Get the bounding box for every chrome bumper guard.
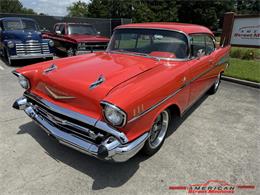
[13,95,148,162]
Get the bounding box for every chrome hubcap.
[149,111,169,149]
[214,73,221,90]
[67,48,74,56]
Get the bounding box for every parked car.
[12,22,230,162]
[0,17,54,65]
[42,22,109,56]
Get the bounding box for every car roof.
[0,17,36,21]
[116,22,213,36]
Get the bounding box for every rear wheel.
[142,109,170,156]
[208,72,222,95]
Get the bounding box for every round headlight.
[18,75,30,89]
[49,40,54,47]
[7,41,15,48]
[103,103,126,126]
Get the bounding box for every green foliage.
[67,0,89,17]
[224,58,260,83]
[230,47,260,60]
[0,0,36,14]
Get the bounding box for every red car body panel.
[15,23,230,143]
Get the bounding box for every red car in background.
[43,22,109,56]
[12,22,230,162]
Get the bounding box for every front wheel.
[142,109,171,156]
[66,47,76,57]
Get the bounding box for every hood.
[66,34,109,43]
[3,30,42,42]
[18,52,160,119]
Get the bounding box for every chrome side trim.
[128,57,228,123]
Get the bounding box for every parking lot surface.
[0,58,259,195]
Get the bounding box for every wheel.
[142,109,170,156]
[4,48,12,66]
[208,72,222,95]
[66,47,76,57]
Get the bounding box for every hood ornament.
[45,86,75,100]
[89,75,105,90]
[44,64,57,74]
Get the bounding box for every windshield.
[107,28,189,59]
[3,19,39,31]
[68,24,97,35]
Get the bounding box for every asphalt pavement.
[0,57,259,195]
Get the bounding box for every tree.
[0,0,23,13]
[67,0,89,17]
[0,0,36,14]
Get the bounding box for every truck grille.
[25,94,108,144]
[16,40,50,55]
[78,42,108,51]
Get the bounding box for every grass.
[224,58,260,83]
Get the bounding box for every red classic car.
[12,22,230,162]
[42,22,109,56]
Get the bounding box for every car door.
[188,34,214,106]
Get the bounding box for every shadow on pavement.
[16,92,209,190]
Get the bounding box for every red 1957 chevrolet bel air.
[12,23,230,162]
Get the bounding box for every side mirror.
[55,30,61,35]
[97,31,101,35]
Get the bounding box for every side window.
[54,25,60,32]
[59,24,65,35]
[191,35,206,58]
[205,36,215,54]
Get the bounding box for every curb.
[222,76,260,89]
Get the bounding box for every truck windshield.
[3,19,39,31]
[68,24,97,35]
[107,28,189,59]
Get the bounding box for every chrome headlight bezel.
[48,39,54,47]
[12,71,30,90]
[101,101,127,127]
[7,41,15,48]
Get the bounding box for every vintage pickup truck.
[12,22,230,162]
[0,17,54,65]
[42,22,109,56]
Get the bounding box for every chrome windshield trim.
[107,28,191,61]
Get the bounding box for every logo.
[234,25,260,39]
[169,180,255,194]
[44,64,57,74]
[45,86,75,100]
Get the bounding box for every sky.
[20,0,90,16]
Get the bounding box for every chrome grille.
[16,40,50,55]
[26,95,107,144]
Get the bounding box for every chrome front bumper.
[10,53,53,60]
[13,95,148,162]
